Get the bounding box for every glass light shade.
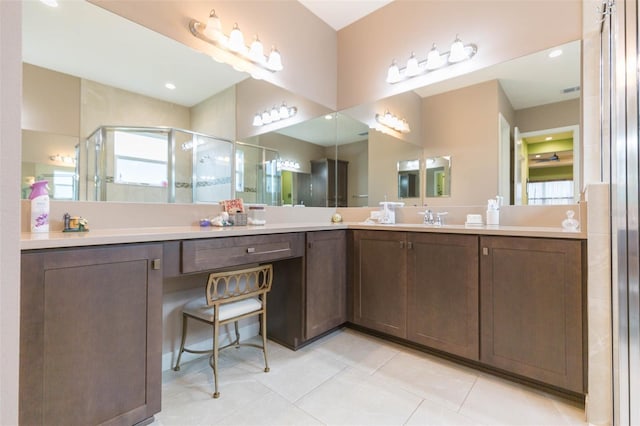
[386,60,401,83]
[448,35,468,63]
[249,36,265,63]
[261,111,272,124]
[203,10,222,41]
[425,44,444,70]
[253,114,263,126]
[406,52,420,77]
[279,103,289,119]
[228,23,246,52]
[270,107,279,122]
[267,48,283,71]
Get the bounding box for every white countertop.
[21,221,585,250]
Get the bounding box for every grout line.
[457,374,480,414]
[402,398,426,426]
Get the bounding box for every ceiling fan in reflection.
[535,153,559,163]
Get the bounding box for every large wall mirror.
[22,0,581,208]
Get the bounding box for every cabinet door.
[20,244,163,426]
[352,230,407,338]
[407,233,479,360]
[305,230,347,340]
[480,236,585,393]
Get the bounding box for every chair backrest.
[205,264,273,307]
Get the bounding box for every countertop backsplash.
[21,199,586,233]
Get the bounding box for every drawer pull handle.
[247,247,290,255]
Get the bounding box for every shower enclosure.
[84,126,280,204]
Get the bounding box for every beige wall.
[422,80,501,206]
[337,0,582,109]
[190,85,236,141]
[90,0,338,110]
[515,98,581,133]
[23,63,80,136]
[1,1,21,423]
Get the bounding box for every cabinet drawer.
[181,233,305,273]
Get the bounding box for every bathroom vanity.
[19,221,586,425]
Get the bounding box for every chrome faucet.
[435,211,448,226]
[423,210,435,225]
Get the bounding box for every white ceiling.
[298,0,393,30]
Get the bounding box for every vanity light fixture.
[253,102,297,126]
[49,154,76,165]
[375,111,411,133]
[190,9,283,73]
[386,35,477,84]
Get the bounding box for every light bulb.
[448,35,468,63]
[279,103,289,119]
[261,111,272,124]
[253,113,263,126]
[267,47,283,71]
[426,44,444,70]
[228,23,246,52]
[203,9,222,41]
[406,52,420,76]
[386,60,401,83]
[270,106,279,122]
[249,36,265,63]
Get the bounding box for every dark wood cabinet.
[407,233,479,360]
[479,236,586,393]
[20,243,163,426]
[305,230,347,340]
[311,159,348,207]
[352,230,407,338]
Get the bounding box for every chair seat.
[183,296,262,322]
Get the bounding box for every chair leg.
[261,312,270,373]
[212,317,220,398]
[233,321,240,347]
[174,313,188,371]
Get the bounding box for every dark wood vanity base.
[19,226,586,425]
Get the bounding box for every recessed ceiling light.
[548,49,563,58]
[39,0,58,7]
[545,136,553,141]
[324,114,333,120]
[165,82,176,90]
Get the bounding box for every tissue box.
[465,214,483,226]
[229,213,247,226]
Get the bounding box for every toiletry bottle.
[29,180,50,232]
[486,199,499,226]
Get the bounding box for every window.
[527,180,574,205]
[235,149,244,192]
[114,131,167,186]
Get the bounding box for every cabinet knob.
[399,241,405,249]
[482,247,489,256]
[151,259,161,270]
[407,241,413,250]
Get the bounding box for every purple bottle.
[29,180,49,232]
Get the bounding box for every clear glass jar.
[248,205,266,225]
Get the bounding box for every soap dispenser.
[486,198,499,226]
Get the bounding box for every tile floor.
[153,328,586,426]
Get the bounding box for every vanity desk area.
[19,203,587,426]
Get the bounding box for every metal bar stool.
[173,264,273,398]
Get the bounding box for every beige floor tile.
[309,328,401,374]
[296,366,422,425]
[156,330,586,426]
[459,374,587,426]
[405,398,485,426]
[373,350,479,411]
[245,349,348,402]
[217,391,324,425]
